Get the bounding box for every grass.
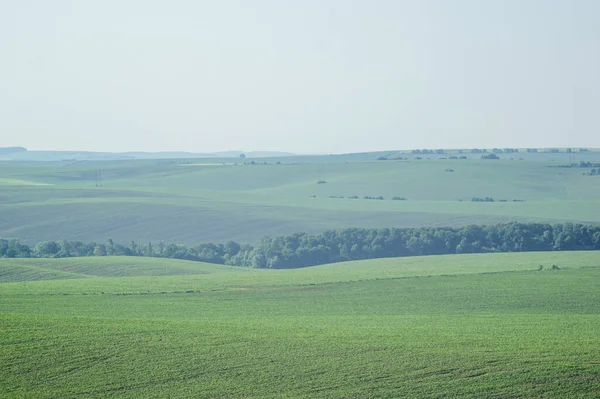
[1,252,599,398]
[1,153,600,245]
[0,257,238,282]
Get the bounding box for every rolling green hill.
[1,152,600,245]
[1,252,599,398]
[0,257,240,282]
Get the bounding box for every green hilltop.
[2,252,599,398]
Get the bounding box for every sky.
[1,0,599,154]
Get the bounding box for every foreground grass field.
[2,252,599,398]
[1,151,600,245]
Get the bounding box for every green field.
[1,151,600,245]
[1,252,599,398]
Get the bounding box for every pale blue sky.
[1,0,599,153]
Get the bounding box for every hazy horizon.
[2,1,599,153]
[2,146,599,156]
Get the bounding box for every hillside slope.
[1,252,599,398]
[2,155,600,244]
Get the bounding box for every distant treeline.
[470,197,525,203]
[553,162,600,169]
[326,196,406,201]
[1,223,600,269]
[552,162,600,176]
[408,148,589,155]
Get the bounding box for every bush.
[317,180,327,184]
[391,197,407,201]
[481,153,500,160]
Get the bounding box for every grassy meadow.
[2,150,599,397]
[2,252,599,398]
[1,150,600,245]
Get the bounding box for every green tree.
[107,238,115,256]
[34,241,61,258]
[145,242,154,257]
[93,245,106,256]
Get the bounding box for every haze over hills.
[1,146,598,162]
[0,147,296,161]
[3,1,600,397]
[1,147,600,246]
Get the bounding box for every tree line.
[554,161,600,168]
[1,223,599,269]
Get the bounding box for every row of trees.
[399,148,586,157]
[528,148,588,153]
[409,148,518,155]
[2,223,599,269]
[411,149,447,155]
[468,148,519,154]
[324,195,407,201]
[554,161,600,168]
[470,197,524,202]
[481,153,500,160]
[0,238,244,264]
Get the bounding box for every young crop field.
[4,2,599,397]
[1,152,600,245]
[2,252,599,398]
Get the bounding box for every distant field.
[0,257,238,283]
[1,252,599,398]
[1,151,600,245]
